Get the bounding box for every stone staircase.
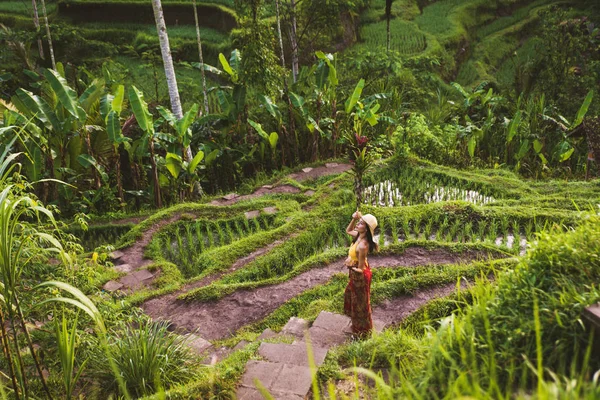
[102,250,158,293]
[237,311,386,399]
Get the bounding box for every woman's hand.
[352,211,362,220]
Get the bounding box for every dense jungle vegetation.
[0,0,599,398]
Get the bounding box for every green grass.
[62,0,234,5]
[0,1,57,15]
[360,19,428,55]
[78,22,228,43]
[475,0,554,39]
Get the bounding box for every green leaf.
[177,104,198,137]
[14,89,61,132]
[128,86,153,133]
[77,154,108,182]
[205,149,220,165]
[157,106,178,128]
[232,85,246,114]
[559,147,575,162]
[248,119,269,140]
[188,150,204,173]
[111,84,125,114]
[467,136,477,158]
[79,80,103,113]
[315,61,329,90]
[43,69,84,121]
[533,139,543,154]
[165,152,182,178]
[260,95,281,122]
[106,110,121,145]
[507,110,521,143]
[289,92,307,116]
[219,53,234,77]
[192,62,223,76]
[268,132,278,150]
[516,139,530,160]
[345,79,365,114]
[99,94,114,122]
[573,90,594,128]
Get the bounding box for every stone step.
[258,342,328,367]
[109,250,125,260]
[238,360,313,399]
[114,263,134,273]
[120,269,155,289]
[186,333,214,355]
[103,280,124,292]
[280,317,309,339]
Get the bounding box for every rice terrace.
[0,0,600,398]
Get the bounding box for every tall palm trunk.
[39,0,55,69]
[385,0,393,52]
[151,0,192,161]
[31,0,44,59]
[275,0,292,165]
[192,0,209,116]
[289,0,299,83]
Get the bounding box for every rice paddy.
[360,19,428,55]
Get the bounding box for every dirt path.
[288,163,351,182]
[210,163,351,206]
[210,184,301,206]
[142,248,485,340]
[372,281,466,326]
[141,235,295,311]
[117,213,184,269]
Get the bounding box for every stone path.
[237,311,381,400]
[236,279,470,399]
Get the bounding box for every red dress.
[343,242,373,337]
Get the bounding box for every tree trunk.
[386,0,392,52]
[31,0,44,59]
[151,0,192,161]
[39,0,55,70]
[148,140,162,208]
[192,0,209,116]
[289,0,299,83]
[115,147,124,209]
[275,0,289,165]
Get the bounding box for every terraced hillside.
[84,156,599,398]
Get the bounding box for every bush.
[392,113,459,164]
[89,318,197,398]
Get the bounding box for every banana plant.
[128,85,162,208]
[248,119,278,163]
[543,90,594,163]
[100,84,131,207]
[11,65,104,200]
[452,82,503,162]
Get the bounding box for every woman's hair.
[352,226,379,253]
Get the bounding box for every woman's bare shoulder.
[357,240,369,252]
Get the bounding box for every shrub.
[90,319,197,398]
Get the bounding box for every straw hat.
[361,214,378,237]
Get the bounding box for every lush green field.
[359,19,428,55]
[0,1,57,15]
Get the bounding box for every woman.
[344,211,378,338]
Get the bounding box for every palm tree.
[192,0,209,116]
[150,0,192,161]
[31,0,44,59]
[289,0,299,82]
[386,0,394,52]
[39,0,55,69]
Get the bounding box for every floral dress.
[343,240,373,337]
